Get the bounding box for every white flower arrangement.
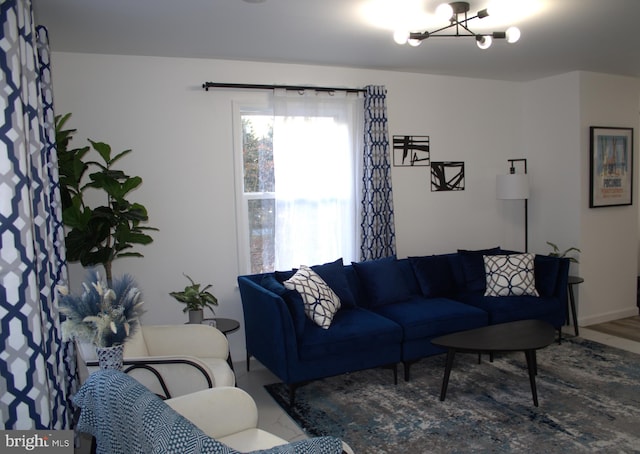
[57,270,144,348]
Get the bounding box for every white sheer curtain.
[273,90,363,269]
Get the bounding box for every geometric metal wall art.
[393,135,430,166]
[431,161,465,191]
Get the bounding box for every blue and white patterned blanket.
[74,370,343,453]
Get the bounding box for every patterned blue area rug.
[264,337,640,453]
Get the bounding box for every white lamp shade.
[496,173,529,199]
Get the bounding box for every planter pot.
[96,344,124,370]
[188,309,204,324]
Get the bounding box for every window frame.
[232,101,275,275]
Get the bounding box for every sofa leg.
[246,350,251,371]
[379,363,398,384]
[557,328,562,345]
[403,361,411,382]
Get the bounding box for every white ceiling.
[33,0,640,82]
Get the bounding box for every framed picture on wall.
[589,126,634,208]
[392,135,430,166]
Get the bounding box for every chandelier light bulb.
[408,38,422,47]
[393,30,409,45]
[435,3,454,20]
[506,26,521,43]
[476,35,492,49]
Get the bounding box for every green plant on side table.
[170,274,218,324]
[546,241,581,263]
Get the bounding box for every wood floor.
[586,315,640,343]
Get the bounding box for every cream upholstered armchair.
[78,324,235,398]
[166,387,355,454]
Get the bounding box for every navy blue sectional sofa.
[237,249,569,403]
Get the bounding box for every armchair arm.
[166,387,258,439]
[237,275,299,382]
[118,355,215,398]
[141,324,229,359]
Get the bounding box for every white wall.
[522,71,640,325]
[577,72,640,325]
[522,72,582,259]
[50,52,639,359]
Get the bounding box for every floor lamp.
[496,159,530,252]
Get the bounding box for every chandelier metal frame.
[396,1,520,49]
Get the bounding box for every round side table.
[203,317,240,336]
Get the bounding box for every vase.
[96,344,124,370]
[188,309,204,324]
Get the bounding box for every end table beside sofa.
[238,248,570,404]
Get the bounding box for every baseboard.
[580,307,639,327]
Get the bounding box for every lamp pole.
[507,159,528,253]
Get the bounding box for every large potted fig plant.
[55,113,157,283]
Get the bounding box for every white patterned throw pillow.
[484,253,539,297]
[284,265,341,329]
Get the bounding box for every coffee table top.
[431,319,556,353]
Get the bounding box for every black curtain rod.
[202,81,365,94]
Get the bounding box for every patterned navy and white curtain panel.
[0,1,74,430]
[360,85,396,260]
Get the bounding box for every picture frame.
[589,126,634,208]
[431,161,465,191]
[392,135,430,166]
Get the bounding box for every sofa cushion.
[298,307,403,361]
[484,253,539,297]
[409,255,456,297]
[460,292,564,327]
[284,266,341,329]
[534,255,560,297]
[458,247,502,292]
[372,296,489,340]
[274,269,296,283]
[352,256,412,307]
[311,258,357,308]
[261,275,306,337]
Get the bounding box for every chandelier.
[394,1,521,49]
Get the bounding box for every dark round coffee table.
[431,319,556,407]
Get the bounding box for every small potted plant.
[57,270,145,370]
[546,241,581,263]
[169,274,218,324]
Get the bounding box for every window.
[240,113,276,274]
[235,93,363,274]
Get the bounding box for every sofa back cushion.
[534,255,561,297]
[352,256,413,308]
[409,255,457,297]
[458,247,502,293]
[310,258,357,308]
